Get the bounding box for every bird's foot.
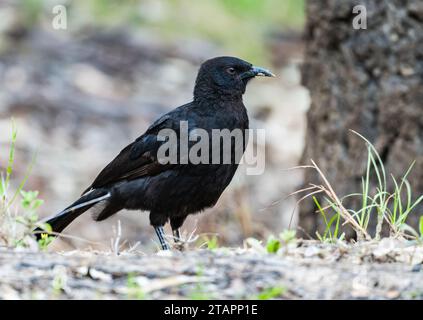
[171,228,200,251]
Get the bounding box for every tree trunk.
[299,0,423,238]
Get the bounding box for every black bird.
[35,56,274,250]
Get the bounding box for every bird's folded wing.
[82,114,177,194]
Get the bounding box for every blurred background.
[0,0,309,251]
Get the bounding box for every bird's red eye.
[226,67,236,75]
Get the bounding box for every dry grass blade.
[260,185,321,212]
[309,159,371,240]
[288,188,324,229]
[111,220,122,256]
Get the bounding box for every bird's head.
[194,56,274,101]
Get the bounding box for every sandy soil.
[1,239,422,300]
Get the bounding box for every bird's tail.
[34,189,111,240]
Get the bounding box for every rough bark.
[299,0,423,237]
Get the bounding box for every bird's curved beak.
[241,66,275,80]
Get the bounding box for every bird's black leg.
[172,228,181,243]
[154,226,170,250]
[170,216,186,244]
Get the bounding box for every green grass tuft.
[255,286,286,300]
[0,121,49,249]
[303,130,422,242]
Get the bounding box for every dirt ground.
[1,239,422,300]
